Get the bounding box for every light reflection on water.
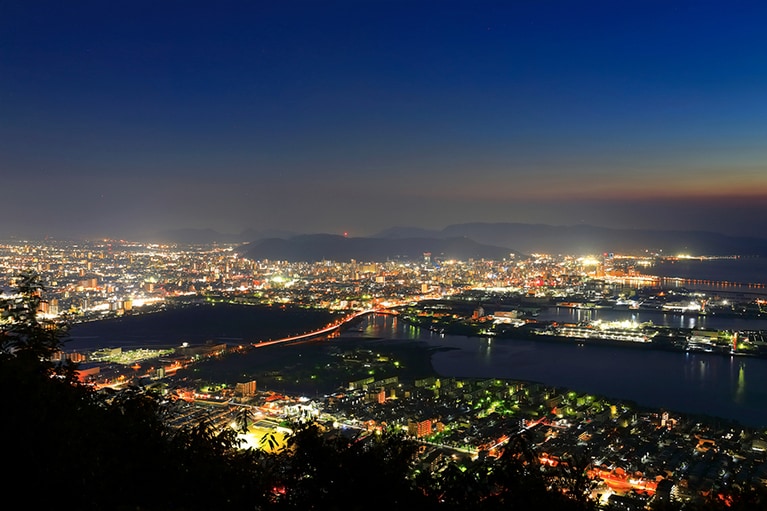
[67,304,767,427]
[360,314,767,428]
[736,363,746,404]
[534,307,765,331]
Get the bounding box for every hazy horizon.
[3,220,767,249]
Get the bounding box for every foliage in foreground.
[2,271,765,510]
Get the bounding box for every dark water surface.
[66,303,336,350]
[650,257,767,285]
[68,304,767,427]
[355,314,767,428]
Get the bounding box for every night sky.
[2,1,766,240]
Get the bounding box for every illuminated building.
[236,380,257,397]
[408,419,432,438]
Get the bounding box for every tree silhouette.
[270,422,431,510]
[234,404,254,435]
[1,270,70,366]
[1,272,270,510]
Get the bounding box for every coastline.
[364,335,762,430]
[63,306,767,428]
[398,314,767,359]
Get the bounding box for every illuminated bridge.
[251,307,399,349]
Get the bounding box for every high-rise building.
[408,419,432,438]
[236,380,257,397]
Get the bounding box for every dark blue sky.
[2,1,766,240]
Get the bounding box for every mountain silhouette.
[241,234,515,262]
[375,222,767,256]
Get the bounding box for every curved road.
[250,308,396,348]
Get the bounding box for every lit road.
[250,308,395,348]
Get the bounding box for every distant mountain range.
[154,223,767,260]
[240,234,513,262]
[375,223,767,257]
